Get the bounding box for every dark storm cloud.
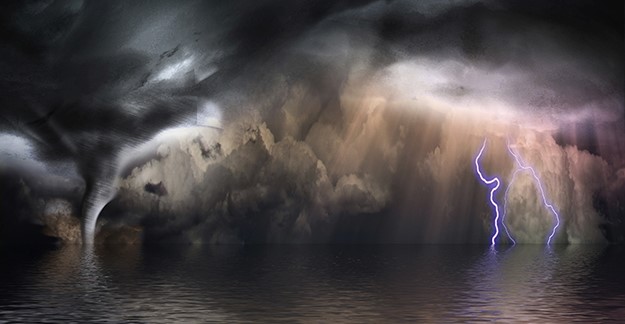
[0,0,389,165]
[2,0,621,167]
[0,0,623,244]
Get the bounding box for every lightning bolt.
[501,169,520,245]
[474,139,502,246]
[506,141,561,244]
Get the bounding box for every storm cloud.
[0,0,623,244]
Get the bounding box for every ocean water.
[1,244,624,322]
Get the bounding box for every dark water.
[1,244,625,323]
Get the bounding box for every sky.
[0,0,623,245]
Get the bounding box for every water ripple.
[1,245,623,322]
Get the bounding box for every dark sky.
[0,0,623,245]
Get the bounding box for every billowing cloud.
[0,0,623,244]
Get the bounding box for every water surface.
[1,245,624,322]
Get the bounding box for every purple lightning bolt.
[501,169,520,245]
[506,141,561,245]
[474,139,502,246]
